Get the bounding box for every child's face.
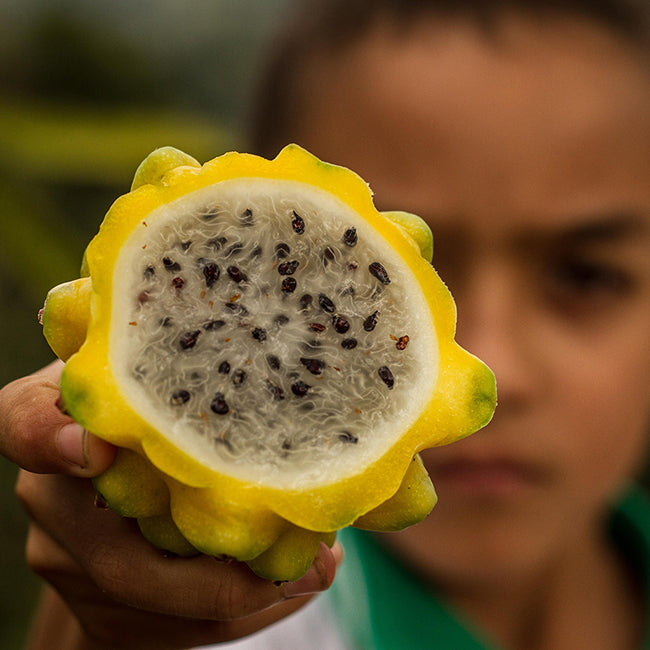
[291,14,650,578]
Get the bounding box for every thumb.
[0,361,116,476]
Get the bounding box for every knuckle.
[85,543,138,605]
[1,374,63,468]
[209,566,274,621]
[24,524,73,580]
[14,470,38,514]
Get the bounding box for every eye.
[546,255,633,307]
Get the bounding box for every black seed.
[299,294,313,310]
[378,366,395,389]
[278,260,299,275]
[138,290,150,304]
[282,439,292,450]
[332,315,350,334]
[323,246,335,264]
[291,210,305,234]
[224,302,248,315]
[170,389,191,406]
[144,265,156,279]
[251,245,263,258]
[281,277,297,294]
[203,319,226,331]
[218,361,231,375]
[275,314,290,326]
[227,266,247,283]
[252,327,267,342]
[291,380,311,397]
[341,337,358,349]
[225,243,244,257]
[266,380,285,401]
[208,236,228,249]
[275,242,290,259]
[160,316,173,327]
[318,294,336,313]
[232,369,247,385]
[163,257,181,272]
[347,260,359,271]
[363,311,379,331]
[171,276,185,290]
[210,392,229,415]
[179,330,201,350]
[240,208,254,227]
[198,259,220,288]
[302,339,321,351]
[266,354,281,370]
[308,322,326,333]
[181,241,192,251]
[342,227,358,247]
[369,261,391,284]
[300,357,325,375]
[339,284,355,296]
[396,335,410,350]
[339,430,359,444]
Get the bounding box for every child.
[2,0,649,647]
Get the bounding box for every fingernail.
[331,540,345,567]
[56,423,88,469]
[283,550,331,599]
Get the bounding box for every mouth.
[429,457,546,500]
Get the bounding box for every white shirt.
[195,594,351,649]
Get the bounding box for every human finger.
[17,471,336,622]
[0,361,115,476]
[25,523,325,650]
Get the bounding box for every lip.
[429,457,546,499]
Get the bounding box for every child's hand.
[1,363,338,649]
[17,470,337,649]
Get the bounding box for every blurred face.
[290,14,650,583]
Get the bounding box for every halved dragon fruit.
[40,145,496,580]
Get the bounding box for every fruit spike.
[40,144,496,582]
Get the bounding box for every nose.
[451,260,539,412]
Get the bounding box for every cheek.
[550,329,650,494]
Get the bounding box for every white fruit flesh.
[110,179,438,489]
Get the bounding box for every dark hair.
[248,0,650,156]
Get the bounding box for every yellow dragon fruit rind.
[166,479,290,560]
[41,277,92,362]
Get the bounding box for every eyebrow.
[557,213,649,244]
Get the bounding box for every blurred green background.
[0,1,289,646]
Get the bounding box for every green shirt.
[330,486,650,649]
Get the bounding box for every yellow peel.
[130,146,201,191]
[246,525,326,582]
[137,514,198,557]
[41,277,92,361]
[381,211,434,263]
[93,448,170,518]
[353,454,437,531]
